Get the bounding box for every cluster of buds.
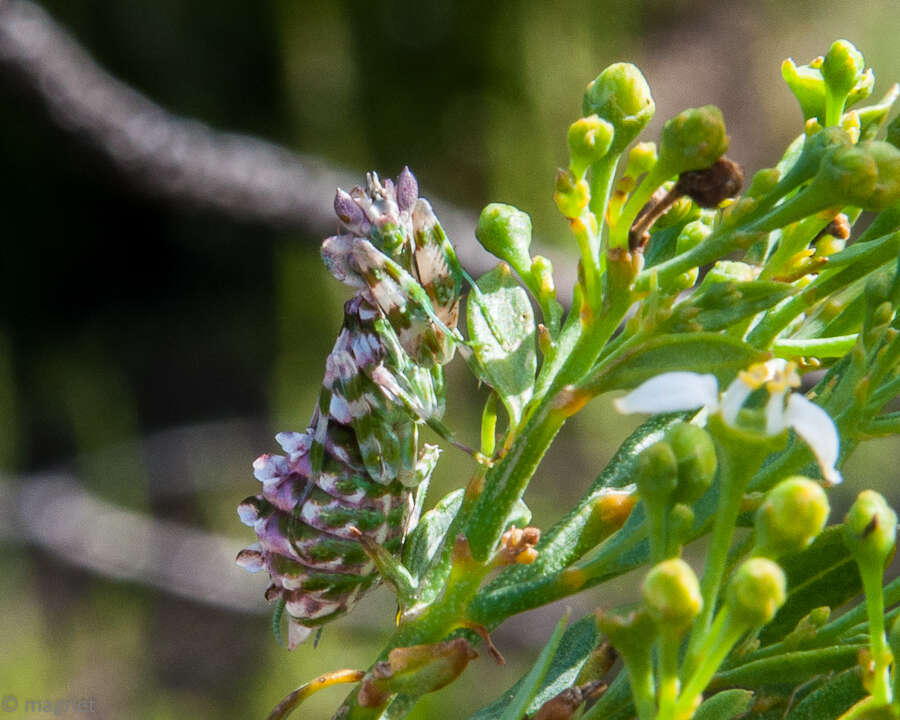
[495,525,541,566]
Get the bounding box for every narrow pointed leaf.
[466,612,579,720]
[693,689,755,720]
[586,333,767,395]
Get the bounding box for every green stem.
[861,558,892,705]
[627,651,657,720]
[647,502,667,565]
[633,226,747,293]
[588,155,619,255]
[684,424,769,671]
[609,170,663,250]
[656,629,681,720]
[677,614,746,718]
[772,334,858,358]
[824,86,847,129]
[465,284,633,561]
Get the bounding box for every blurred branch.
[0,0,582,287]
[0,472,269,614]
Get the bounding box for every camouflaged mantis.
[236,168,466,648]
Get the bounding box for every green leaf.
[785,668,865,720]
[692,689,755,720]
[663,280,795,333]
[402,489,464,583]
[759,526,861,645]
[466,265,537,425]
[710,645,863,690]
[585,332,767,395]
[469,612,597,720]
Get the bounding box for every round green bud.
[634,440,678,508]
[887,115,900,150]
[754,476,830,558]
[668,503,696,548]
[860,141,900,210]
[654,194,696,229]
[656,106,729,179]
[782,58,825,122]
[822,40,865,101]
[665,423,717,505]
[568,115,615,176]
[675,219,712,254]
[745,168,781,199]
[703,260,756,284]
[625,142,659,179]
[476,203,533,277]
[643,558,703,629]
[554,169,590,219]
[776,127,853,195]
[811,143,877,204]
[583,63,655,154]
[727,558,787,627]
[844,490,898,570]
[808,141,900,212]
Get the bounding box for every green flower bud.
[653,194,695,229]
[668,503,696,550]
[753,140,900,231]
[675,219,712,254]
[643,558,703,629]
[568,115,615,176]
[666,423,717,505]
[780,127,853,193]
[754,476,830,558]
[888,115,900,150]
[782,57,826,122]
[863,273,895,340]
[634,440,678,508]
[727,557,787,627]
[476,203,533,277]
[624,142,658,180]
[702,260,756,284]
[583,63,655,155]
[554,169,590,219]
[672,219,712,289]
[844,490,898,570]
[816,141,900,211]
[822,40,865,103]
[656,106,729,180]
[745,168,781,199]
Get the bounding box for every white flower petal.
[784,394,842,485]
[614,372,719,415]
[764,390,789,436]
[720,377,754,426]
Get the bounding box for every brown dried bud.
[497,525,542,565]
[531,681,607,720]
[813,212,852,243]
[674,156,744,208]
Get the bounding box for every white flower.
[614,360,842,486]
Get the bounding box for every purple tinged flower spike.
[334,187,365,228]
[397,166,419,213]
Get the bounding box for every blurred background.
[1,1,899,717]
